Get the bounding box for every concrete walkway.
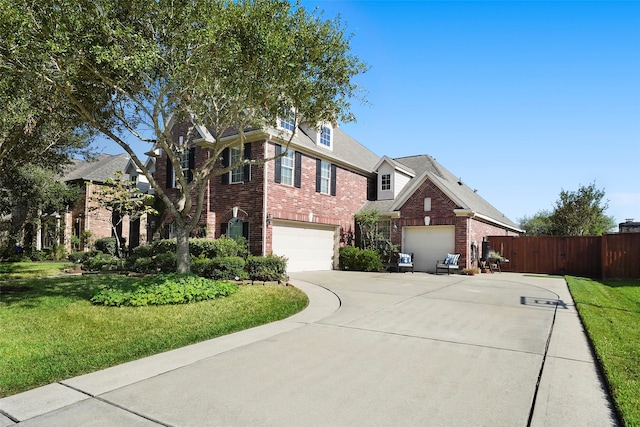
[0,272,618,426]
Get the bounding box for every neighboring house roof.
[362,154,521,232]
[62,153,131,183]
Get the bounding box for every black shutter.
[221,148,229,185]
[166,155,174,188]
[315,158,321,193]
[294,152,302,188]
[187,147,195,183]
[220,223,228,237]
[242,221,249,240]
[243,143,251,182]
[330,164,337,196]
[274,144,282,183]
[367,176,377,201]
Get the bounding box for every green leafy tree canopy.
[0,0,367,273]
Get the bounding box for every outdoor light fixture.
[392,221,398,232]
[266,214,272,227]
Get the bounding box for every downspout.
[262,143,268,256]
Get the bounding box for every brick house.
[61,154,153,253]
[361,155,523,272]
[159,120,521,272]
[157,120,379,271]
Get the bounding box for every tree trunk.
[175,224,191,274]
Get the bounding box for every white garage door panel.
[403,226,455,272]
[272,221,336,272]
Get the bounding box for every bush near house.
[339,246,383,272]
[78,237,286,281]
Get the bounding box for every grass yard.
[0,261,73,280]
[566,276,640,426]
[0,272,308,397]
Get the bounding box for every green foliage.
[191,256,246,280]
[89,172,157,257]
[521,183,616,236]
[518,210,554,236]
[246,254,288,282]
[90,274,238,307]
[339,246,383,272]
[69,252,85,264]
[0,0,366,274]
[550,182,616,236]
[154,253,177,273]
[354,209,381,250]
[82,253,118,272]
[0,274,307,397]
[94,238,117,256]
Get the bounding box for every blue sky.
[97,1,640,226]
[306,0,640,226]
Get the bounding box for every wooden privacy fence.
[487,233,640,279]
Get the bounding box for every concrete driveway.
[0,272,618,426]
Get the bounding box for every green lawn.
[0,261,73,280]
[566,276,640,426]
[0,271,308,397]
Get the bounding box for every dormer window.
[381,174,391,191]
[319,124,332,148]
[279,111,295,132]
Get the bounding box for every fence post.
[601,233,607,280]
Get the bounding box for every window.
[376,219,391,249]
[280,150,294,186]
[319,160,330,194]
[230,146,244,183]
[166,148,194,188]
[279,111,295,132]
[381,174,391,191]
[424,197,432,212]
[316,159,336,195]
[228,220,244,240]
[319,125,331,147]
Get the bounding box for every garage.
[402,225,455,272]
[271,221,337,272]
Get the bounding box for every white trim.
[373,156,415,177]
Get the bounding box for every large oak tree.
[1,0,367,272]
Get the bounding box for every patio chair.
[436,253,461,275]
[396,252,414,273]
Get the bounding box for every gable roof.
[61,154,131,183]
[191,122,380,175]
[362,154,522,232]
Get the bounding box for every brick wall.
[264,142,369,254]
[393,177,519,269]
[155,122,213,237]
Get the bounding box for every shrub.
[30,250,48,262]
[132,257,157,274]
[69,251,85,263]
[83,253,119,271]
[192,256,246,280]
[339,246,383,272]
[339,246,360,270]
[246,254,288,282]
[151,238,176,255]
[188,239,217,258]
[154,252,177,273]
[131,243,155,258]
[94,237,117,256]
[90,273,238,307]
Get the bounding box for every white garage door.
[272,221,337,272]
[402,226,455,272]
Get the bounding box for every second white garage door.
[402,225,455,272]
[272,221,337,272]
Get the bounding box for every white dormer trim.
[299,121,334,151]
[373,156,415,178]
